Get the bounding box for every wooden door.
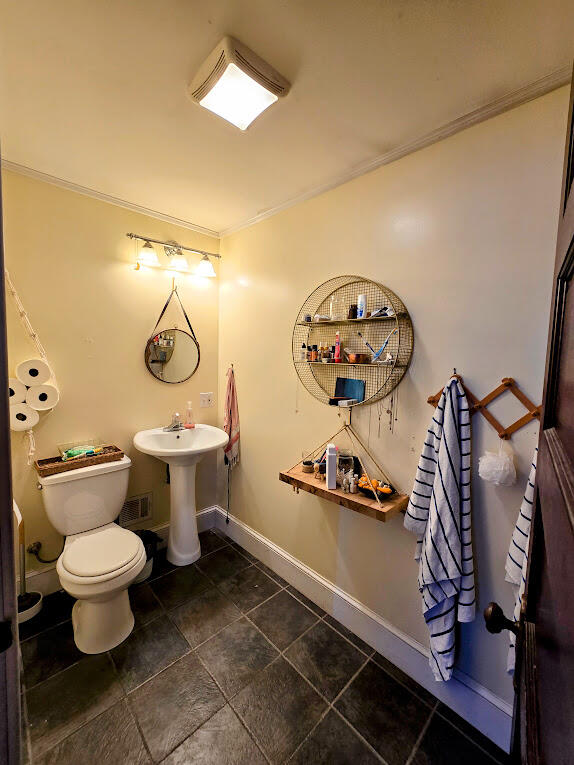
[0,162,21,762]
[485,69,574,764]
[526,66,574,764]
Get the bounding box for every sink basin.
[133,424,229,566]
[133,424,229,467]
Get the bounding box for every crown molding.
[3,64,571,241]
[220,64,572,237]
[0,160,219,239]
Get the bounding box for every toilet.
[38,456,146,654]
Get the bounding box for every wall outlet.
[200,392,214,408]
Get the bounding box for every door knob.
[484,602,519,635]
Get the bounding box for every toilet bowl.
[57,523,146,653]
[38,456,145,653]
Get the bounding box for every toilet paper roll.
[8,378,27,404]
[16,358,51,386]
[10,403,39,431]
[26,383,60,411]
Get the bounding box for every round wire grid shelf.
[292,275,413,407]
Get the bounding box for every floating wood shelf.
[279,462,408,523]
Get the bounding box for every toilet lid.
[62,525,142,577]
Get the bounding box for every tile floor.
[19,529,510,764]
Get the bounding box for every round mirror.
[145,328,200,383]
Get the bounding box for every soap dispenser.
[184,401,195,429]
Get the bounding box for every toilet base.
[72,590,135,654]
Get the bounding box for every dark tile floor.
[19,529,511,764]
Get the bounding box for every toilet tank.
[38,456,131,536]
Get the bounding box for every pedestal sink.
[133,425,228,566]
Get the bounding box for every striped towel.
[505,447,537,674]
[223,366,240,468]
[404,376,475,681]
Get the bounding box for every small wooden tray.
[34,445,124,477]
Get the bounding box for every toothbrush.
[357,332,377,355]
[372,328,398,362]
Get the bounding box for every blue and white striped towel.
[404,376,475,681]
[505,447,537,674]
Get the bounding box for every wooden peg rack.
[427,376,541,440]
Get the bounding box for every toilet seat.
[59,524,145,585]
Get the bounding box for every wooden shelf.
[279,462,408,523]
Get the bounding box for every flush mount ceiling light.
[188,36,290,130]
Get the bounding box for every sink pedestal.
[133,424,229,567]
[167,463,200,566]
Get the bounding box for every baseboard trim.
[211,505,512,752]
[17,506,219,596]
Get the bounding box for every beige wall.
[3,171,220,570]
[218,87,569,703]
[4,86,568,705]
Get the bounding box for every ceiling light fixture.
[189,36,290,130]
[194,255,217,278]
[127,233,220,276]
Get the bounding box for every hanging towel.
[505,447,537,674]
[224,366,240,468]
[404,376,475,681]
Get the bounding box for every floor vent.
[119,492,152,527]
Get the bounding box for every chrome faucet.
[163,412,184,432]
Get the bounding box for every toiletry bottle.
[350,474,358,494]
[334,333,341,363]
[326,443,338,490]
[184,401,195,429]
[300,343,307,361]
[357,294,367,319]
[311,345,318,362]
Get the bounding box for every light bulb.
[195,255,216,278]
[199,63,278,130]
[170,255,189,271]
[137,241,159,267]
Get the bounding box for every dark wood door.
[0,161,21,762]
[486,68,574,764]
[525,66,574,764]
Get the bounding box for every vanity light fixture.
[127,233,220,276]
[163,242,189,272]
[188,36,290,130]
[195,255,216,278]
[169,255,189,272]
[137,241,160,267]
